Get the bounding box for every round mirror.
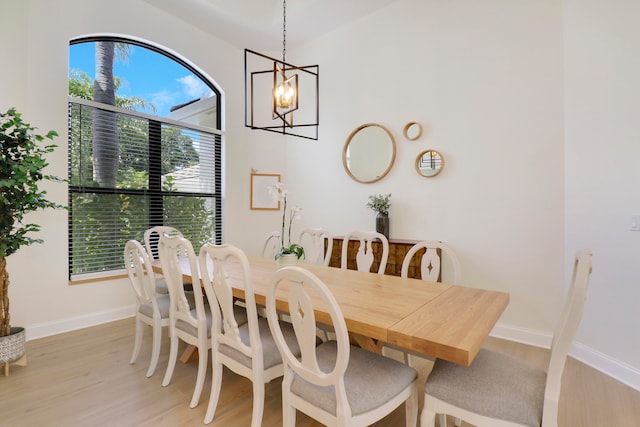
[416,150,444,177]
[343,123,396,183]
[403,122,422,141]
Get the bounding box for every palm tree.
[92,41,118,187]
[92,41,134,188]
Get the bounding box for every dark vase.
[376,212,390,240]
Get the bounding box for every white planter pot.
[277,253,298,268]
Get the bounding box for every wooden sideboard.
[328,237,441,280]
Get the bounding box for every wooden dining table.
[155,255,509,367]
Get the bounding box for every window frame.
[68,36,223,282]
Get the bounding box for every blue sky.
[69,42,213,117]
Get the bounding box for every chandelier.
[244,0,319,140]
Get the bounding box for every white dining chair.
[298,227,334,341]
[144,226,183,294]
[199,243,301,426]
[266,266,419,427]
[298,227,333,266]
[124,239,170,378]
[421,248,593,427]
[389,240,463,427]
[261,230,281,259]
[401,240,461,284]
[340,230,389,275]
[158,234,211,409]
[383,241,463,364]
[144,226,183,261]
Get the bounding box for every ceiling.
[144,0,399,52]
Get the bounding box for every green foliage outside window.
[68,58,217,276]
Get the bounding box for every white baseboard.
[491,322,640,392]
[24,305,135,341]
[490,322,553,348]
[570,341,640,392]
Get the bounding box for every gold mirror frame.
[342,123,397,184]
[403,122,422,141]
[415,149,444,177]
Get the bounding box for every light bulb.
[275,81,295,108]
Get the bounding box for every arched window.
[68,36,223,279]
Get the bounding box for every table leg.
[350,333,385,354]
[179,345,198,363]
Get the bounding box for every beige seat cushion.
[219,317,300,370]
[176,306,213,338]
[155,278,169,295]
[291,341,418,416]
[138,294,171,318]
[425,348,547,427]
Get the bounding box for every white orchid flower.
[268,182,305,261]
[268,182,287,203]
[291,206,302,221]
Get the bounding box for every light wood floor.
[1,318,639,426]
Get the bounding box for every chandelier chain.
[282,0,287,64]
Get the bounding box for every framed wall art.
[250,173,281,210]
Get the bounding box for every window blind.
[68,99,222,278]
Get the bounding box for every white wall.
[564,0,640,383]
[0,0,259,337]
[286,0,639,386]
[1,0,638,389]
[288,0,566,333]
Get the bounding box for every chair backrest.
[124,239,156,307]
[542,248,592,426]
[158,234,207,332]
[261,231,281,259]
[144,226,183,261]
[298,227,333,266]
[340,230,389,274]
[401,240,462,284]
[266,266,351,393]
[199,243,262,365]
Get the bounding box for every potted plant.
[0,108,64,375]
[268,182,304,265]
[366,193,391,240]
